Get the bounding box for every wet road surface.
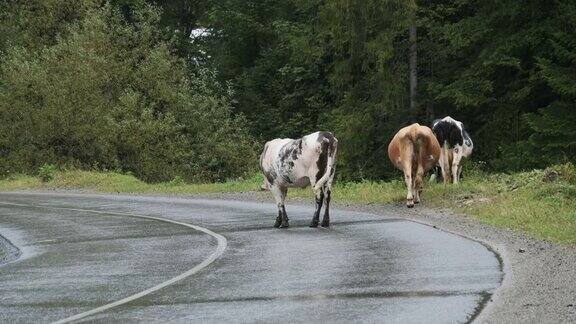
[0,192,502,323]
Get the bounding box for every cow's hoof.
[321,221,330,228]
[310,221,319,228]
[406,201,415,208]
[280,223,289,229]
[274,219,282,228]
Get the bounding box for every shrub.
[38,164,56,182]
[0,4,257,183]
[549,163,576,184]
[169,176,185,186]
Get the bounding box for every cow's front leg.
[280,204,289,228]
[321,189,331,227]
[274,209,282,228]
[310,190,324,227]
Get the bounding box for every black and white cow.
[430,116,473,184]
[260,131,338,228]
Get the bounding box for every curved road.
[0,192,502,323]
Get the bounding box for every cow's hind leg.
[321,187,331,227]
[404,168,415,208]
[413,164,425,204]
[322,167,336,227]
[270,185,289,228]
[400,141,415,208]
[310,189,324,227]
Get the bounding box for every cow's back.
[388,124,440,170]
[432,116,472,153]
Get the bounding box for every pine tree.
[525,1,576,165]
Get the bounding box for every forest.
[0,0,574,182]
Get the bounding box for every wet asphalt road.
[0,192,502,323]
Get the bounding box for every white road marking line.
[0,201,227,324]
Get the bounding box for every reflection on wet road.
[0,192,502,323]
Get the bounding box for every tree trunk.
[426,54,435,123]
[409,24,417,119]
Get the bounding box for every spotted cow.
[388,123,441,208]
[260,131,338,228]
[430,116,474,184]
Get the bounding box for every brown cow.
[388,123,441,208]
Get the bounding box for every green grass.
[0,170,262,195]
[1,164,575,244]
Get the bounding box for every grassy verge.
[0,170,262,194]
[1,165,575,244]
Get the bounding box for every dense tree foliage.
[0,2,256,182]
[200,0,414,179]
[1,0,575,182]
[416,0,570,171]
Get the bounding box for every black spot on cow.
[292,139,303,160]
[432,120,464,148]
[263,169,277,185]
[280,159,293,171]
[282,174,293,184]
[280,139,303,162]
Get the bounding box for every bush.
[548,163,576,184]
[0,4,257,183]
[38,164,56,182]
[169,176,185,186]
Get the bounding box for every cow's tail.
[313,137,338,191]
[412,128,431,166]
[412,131,425,156]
